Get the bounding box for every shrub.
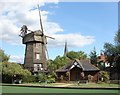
[88,75,93,82]
[47,74,55,83]
[2,74,12,83]
[37,73,47,82]
[37,73,55,83]
[100,71,109,83]
[22,75,36,83]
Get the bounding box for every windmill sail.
[38,5,44,35]
[37,5,47,69]
[37,4,55,70]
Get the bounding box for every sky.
[0,0,118,63]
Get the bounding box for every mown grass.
[2,86,119,93]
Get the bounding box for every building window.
[36,53,40,60]
[37,64,40,71]
[39,63,43,68]
[37,64,43,71]
[34,64,43,71]
[34,64,37,71]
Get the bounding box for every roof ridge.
[56,60,74,71]
[75,59,85,71]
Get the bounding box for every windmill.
[20,5,54,73]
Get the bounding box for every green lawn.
[2,86,120,94]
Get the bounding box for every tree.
[2,62,31,83]
[89,47,98,65]
[66,51,87,60]
[103,43,116,67]
[47,59,57,77]
[103,29,120,68]
[104,43,115,55]
[0,49,10,62]
[2,62,24,76]
[114,29,120,46]
[54,56,69,69]
[103,30,120,80]
[48,56,69,71]
[78,51,87,59]
[66,51,78,60]
[0,62,2,75]
[114,29,120,70]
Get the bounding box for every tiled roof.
[79,59,99,71]
[56,59,100,72]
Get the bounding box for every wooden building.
[56,59,100,82]
[20,6,54,73]
[22,30,47,72]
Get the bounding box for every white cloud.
[9,55,24,63]
[0,1,60,45]
[47,33,95,47]
[0,1,95,47]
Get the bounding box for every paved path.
[54,83,73,87]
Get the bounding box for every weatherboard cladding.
[23,31,47,71]
[56,59,99,72]
[22,30,43,44]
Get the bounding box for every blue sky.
[0,1,118,63]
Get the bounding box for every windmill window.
[37,64,40,71]
[37,64,43,71]
[36,53,40,59]
[34,64,42,71]
[39,63,43,68]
